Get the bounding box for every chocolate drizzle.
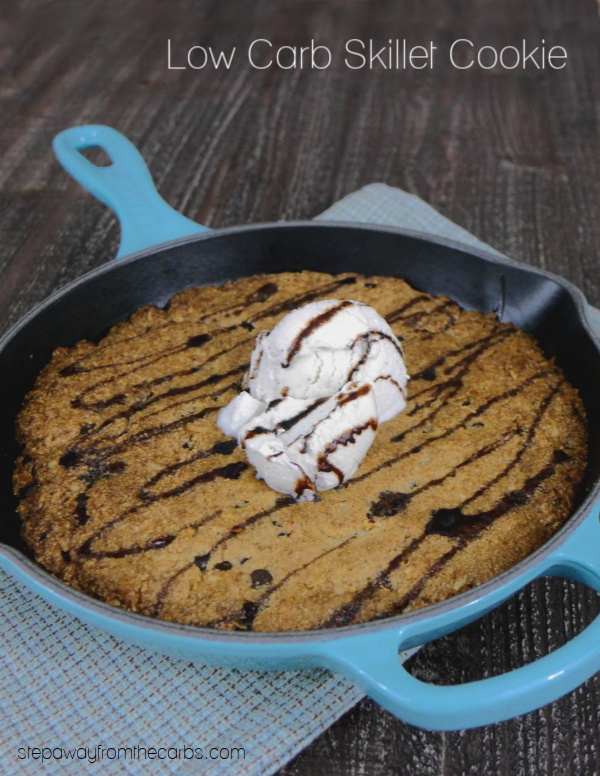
[81,364,247,438]
[248,276,357,323]
[317,418,379,484]
[141,461,248,505]
[72,336,253,413]
[384,295,430,323]
[317,455,345,484]
[143,438,237,489]
[241,397,332,449]
[277,397,328,432]
[347,330,405,382]
[283,300,353,366]
[81,510,223,562]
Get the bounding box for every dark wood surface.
[3,1,600,774]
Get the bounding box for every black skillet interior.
[2,223,600,559]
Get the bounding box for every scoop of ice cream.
[217,299,409,500]
[247,299,407,422]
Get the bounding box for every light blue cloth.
[2,184,593,776]
[315,182,502,257]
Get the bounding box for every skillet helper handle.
[53,125,209,258]
[322,509,600,730]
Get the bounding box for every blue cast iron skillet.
[2,125,600,731]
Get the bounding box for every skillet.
[2,124,600,731]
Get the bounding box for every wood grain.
[2,0,600,774]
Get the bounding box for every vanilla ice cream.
[217,299,409,500]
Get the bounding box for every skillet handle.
[53,125,209,258]
[320,509,600,730]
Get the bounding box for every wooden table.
[3,1,600,773]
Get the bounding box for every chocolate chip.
[74,493,90,525]
[186,333,212,348]
[368,491,410,520]
[17,482,35,500]
[421,367,436,381]
[554,449,571,463]
[194,552,211,571]
[215,561,233,571]
[246,282,279,304]
[59,449,81,468]
[241,321,255,331]
[148,535,175,549]
[239,601,259,629]
[60,363,81,376]
[211,439,237,456]
[250,569,273,588]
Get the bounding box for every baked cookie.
[14,271,587,632]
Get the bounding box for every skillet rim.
[2,219,599,644]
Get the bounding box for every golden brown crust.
[14,271,588,632]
